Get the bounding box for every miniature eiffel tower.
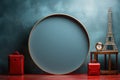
[102,8,118,51]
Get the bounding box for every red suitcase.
[9,51,24,75]
[88,63,100,75]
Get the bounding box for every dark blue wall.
[0,0,120,74]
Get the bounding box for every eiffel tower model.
[102,8,118,51]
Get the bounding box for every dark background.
[0,0,120,74]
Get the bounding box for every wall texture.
[0,0,120,74]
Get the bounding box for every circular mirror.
[28,14,89,74]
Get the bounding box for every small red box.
[88,63,100,75]
[9,51,24,75]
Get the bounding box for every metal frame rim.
[28,13,90,74]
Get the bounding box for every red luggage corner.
[9,51,24,75]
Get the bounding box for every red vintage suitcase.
[88,63,100,75]
[9,51,24,75]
